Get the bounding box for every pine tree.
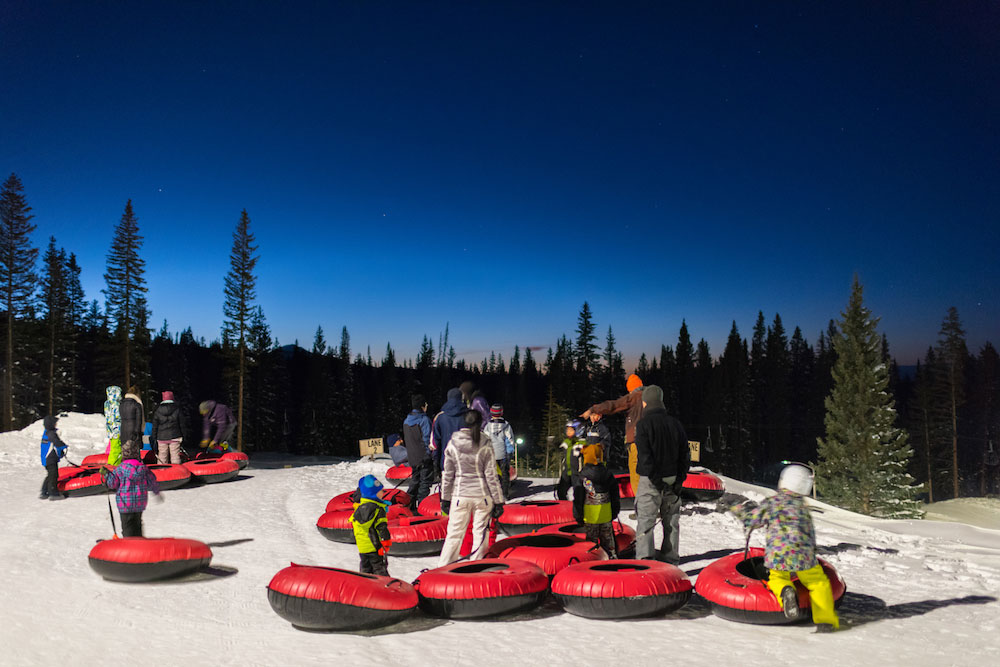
[222,209,259,451]
[816,277,922,518]
[675,321,695,428]
[339,326,351,363]
[40,238,71,413]
[719,322,751,477]
[0,173,38,429]
[312,326,327,355]
[935,306,967,498]
[103,199,147,388]
[575,301,598,391]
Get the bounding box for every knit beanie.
[626,374,643,393]
[162,390,175,401]
[642,385,665,410]
[490,404,503,418]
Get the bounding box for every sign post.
[359,437,384,460]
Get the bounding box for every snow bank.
[2,414,999,665]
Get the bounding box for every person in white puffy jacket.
[438,410,505,565]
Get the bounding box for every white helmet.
[778,463,814,496]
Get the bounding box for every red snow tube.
[58,467,108,497]
[148,464,192,490]
[387,516,449,557]
[183,458,239,484]
[681,469,725,501]
[615,473,634,498]
[695,548,846,624]
[552,559,692,619]
[536,521,636,558]
[316,509,355,543]
[486,533,607,577]
[460,517,498,557]
[325,489,412,513]
[386,465,411,481]
[414,558,549,619]
[221,451,250,469]
[509,465,518,481]
[88,537,212,582]
[496,500,574,534]
[82,453,108,466]
[267,563,418,631]
[417,492,443,517]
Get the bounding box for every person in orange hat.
[582,373,644,500]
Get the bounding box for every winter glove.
[199,440,210,449]
[491,503,505,519]
[377,539,392,556]
[440,500,451,516]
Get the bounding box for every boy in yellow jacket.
[349,475,392,576]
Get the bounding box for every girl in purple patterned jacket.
[101,440,161,537]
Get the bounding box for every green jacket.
[350,498,390,554]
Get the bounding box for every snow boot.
[815,623,836,633]
[780,586,801,621]
[49,493,66,501]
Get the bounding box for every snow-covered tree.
[816,276,922,518]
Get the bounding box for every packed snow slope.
[2,414,998,666]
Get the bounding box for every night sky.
[2,1,997,366]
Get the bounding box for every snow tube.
[387,516,449,556]
[681,468,725,501]
[417,492,443,517]
[486,533,608,577]
[496,500,574,534]
[695,548,846,624]
[386,465,411,481]
[509,465,518,481]
[414,558,549,619]
[552,559,692,619]
[58,467,108,497]
[316,509,355,543]
[325,489,412,513]
[148,464,192,490]
[88,537,212,582]
[221,451,250,470]
[267,563,418,631]
[183,458,239,484]
[82,453,108,466]
[615,473,634,499]
[536,521,636,558]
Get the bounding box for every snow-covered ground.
[2,413,998,666]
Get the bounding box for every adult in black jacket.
[634,384,690,564]
[119,386,145,449]
[151,390,186,464]
[403,395,434,506]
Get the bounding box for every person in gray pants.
[634,385,690,565]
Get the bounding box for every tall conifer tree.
[0,173,38,429]
[222,209,259,451]
[816,277,921,518]
[103,199,147,388]
[935,307,967,497]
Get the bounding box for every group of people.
[39,389,239,539]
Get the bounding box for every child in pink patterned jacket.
[101,440,162,537]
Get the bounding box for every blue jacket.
[432,388,467,468]
[40,416,67,466]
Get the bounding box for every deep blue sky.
[2,1,997,366]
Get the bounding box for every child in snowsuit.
[39,415,69,500]
[556,419,585,501]
[101,440,161,537]
[573,444,620,557]
[483,404,514,500]
[730,463,840,632]
[104,386,123,466]
[350,475,392,576]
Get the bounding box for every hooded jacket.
[201,400,237,442]
[431,388,467,465]
[104,386,122,440]
[403,409,431,467]
[120,393,145,446]
[40,416,68,466]
[733,490,817,572]
[441,427,504,504]
[634,402,690,484]
[103,459,159,513]
[150,400,185,442]
[483,418,514,461]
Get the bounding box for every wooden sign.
[359,437,384,458]
[688,440,701,463]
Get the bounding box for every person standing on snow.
[728,463,840,632]
[104,386,123,466]
[583,373,645,500]
[101,439,162,537]
[556,419,585,501]
[150,391,186,464]
[438,410,505,565]
[350,475,393,576]
[403,394,434,506]
[39,415,69,500]
[119,385,145,451]
[483,404,515,500]
[634,385,689,565]
[459,380,490,427]
[431,387,467,473]
[199,400,236,451]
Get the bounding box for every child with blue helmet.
[349,474,392,576]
